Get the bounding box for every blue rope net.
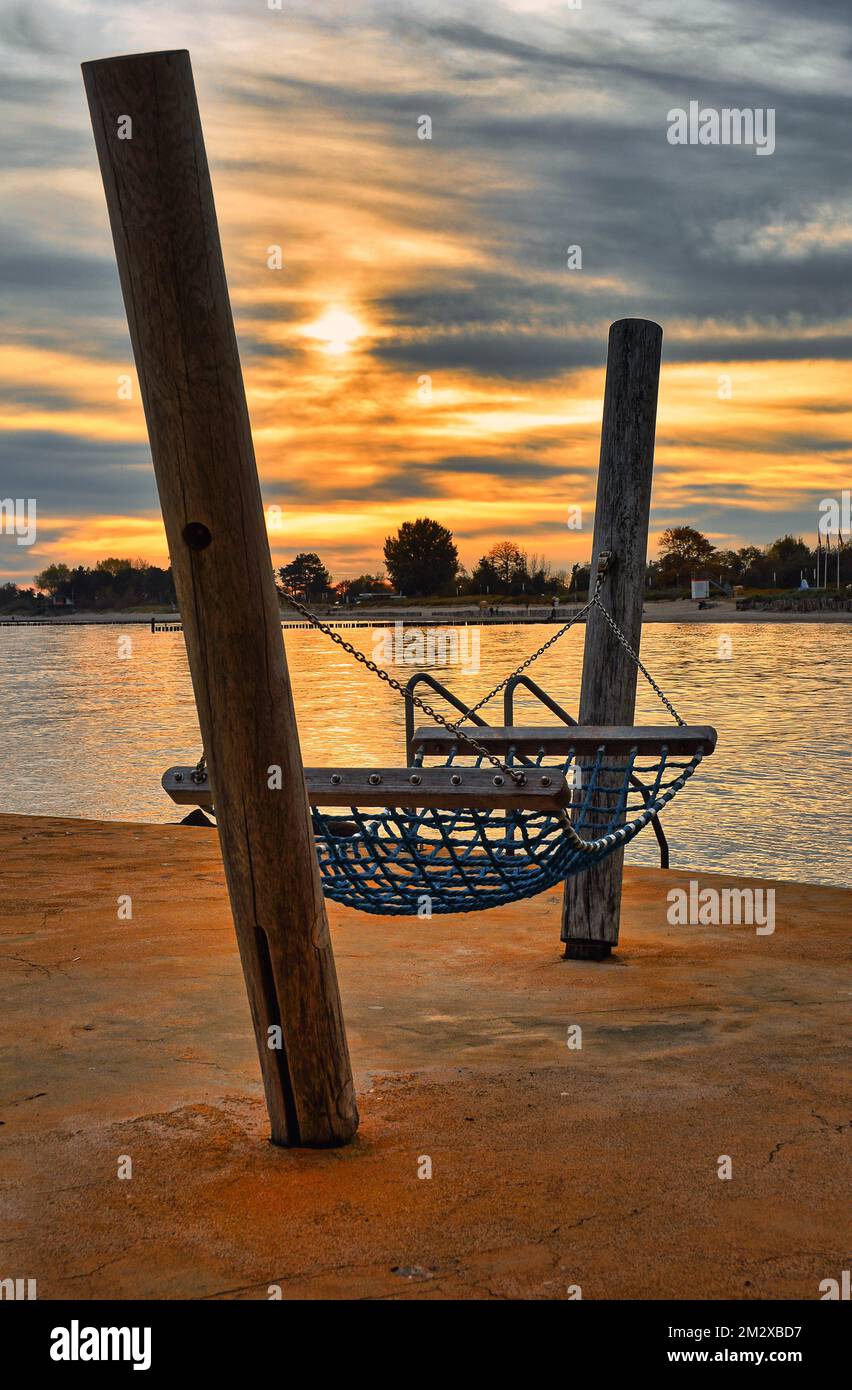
[312,744,703,916]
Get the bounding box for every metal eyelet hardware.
[450,773,462,785]
[492,774,504,786]
[368,773,382,785]
[330,773,341,785]
[540,775,552,787]
[409,773,422,785]
[174,772,183,782]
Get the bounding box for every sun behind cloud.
[302,307,366,356]
[0,1,849,586]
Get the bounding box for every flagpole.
[816,534,820,588]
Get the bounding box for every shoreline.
[2,598,850,627]
[3,810,848,1300]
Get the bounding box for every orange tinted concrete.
[0,814,848,1300]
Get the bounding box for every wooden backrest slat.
[162,765,574,813]
[411,724,717,757]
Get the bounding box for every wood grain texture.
[412,725,716,757]
[163,764,575,812]
[83,50,357,1146]
[562,319,664,955]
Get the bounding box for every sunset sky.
[1,0,850,585]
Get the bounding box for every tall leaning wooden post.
[83,51,358,1146]
[562,318,663,960]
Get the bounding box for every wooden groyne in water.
[737,593,851,613]
[150,612,584,634]
[0,616,163,628]
[0,614,580,633]
[0,610,584,632]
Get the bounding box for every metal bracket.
[596,549,612,577]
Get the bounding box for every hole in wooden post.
[183,521,212,550]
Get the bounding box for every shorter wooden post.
[83,50,358,1146]
[562,319,663,959]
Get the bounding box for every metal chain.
[457,578,603,722]
[281,568,684,740]
[589,596,686,726]
[193,572,685,783]
[458,572,685,728]
[277,590,526,783]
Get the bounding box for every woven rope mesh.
[312,745,701,915]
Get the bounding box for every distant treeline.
[278,523,567,601]
[1,558,176,614]
[1,522,848,614]
[648,525,850,592]
[277,522,851,602]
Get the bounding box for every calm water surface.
[2,622,849,887]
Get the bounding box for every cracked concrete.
[0,813,849,1300]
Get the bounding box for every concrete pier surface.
[1,813,848,1301]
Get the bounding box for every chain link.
[276,591,527,782]
[195,574,685,780]
[450,575,684,728]
[457,579,602,722]
[456,577,685,729]
[589,596,686,726]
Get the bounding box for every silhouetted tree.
[34,563,72,593]
[95,557,133,577]
[334,573,389,599]
[486,540,525,589]
[278,552,332,601]
[658,526,717,585]
[384,518,458,596]
[32,558,175,610]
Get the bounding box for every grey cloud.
[0,432,157,513]
[373,331,852,379]
[1,0,850,579]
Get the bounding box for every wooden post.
[562,319,663,960]
[83,51,358,1146]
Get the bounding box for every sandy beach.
[640,599,850,624]
[3,812,848,1300]
[2,598,850,627]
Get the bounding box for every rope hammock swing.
[163,559,716,916]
